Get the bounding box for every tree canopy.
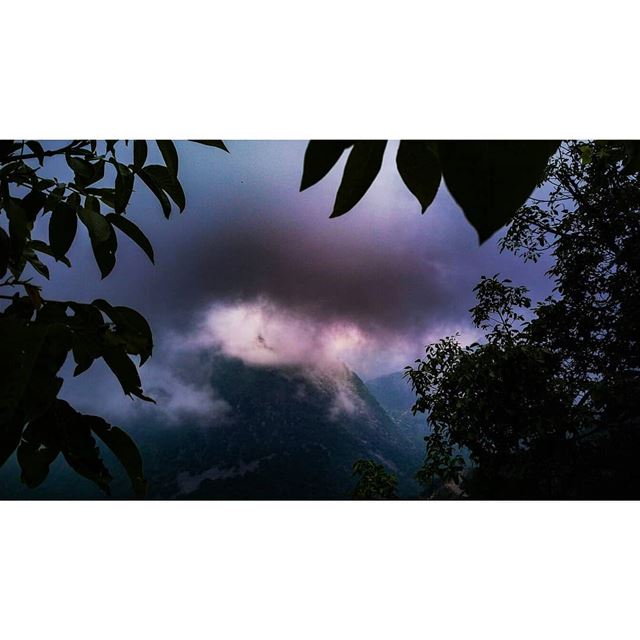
[405,141,640,498]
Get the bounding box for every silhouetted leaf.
[396,141,442,213]
[44,185,66,213]
[91,419,147,497]
[21,190,47,222]
[138,167,173,218]
[54,400,112,492]
[66,154,104,187]
[0,420,23,469]
[49,201,77,259]
[106,214,154,264]
[0,318,66,445]
[0,227,9,278]
[93,298,153,364]
[78,201,117,278]
[141,164,185,212]
[190,140,228,152]
[25,140,45,165]
[157,140,179,178]
[17,417,60,488]
[30,241,70,270]
[114,165,134,213]
[92,236,117,279]
[24,283,43,309]
[78,198,110,241]
[438,140,559,242]
[26,253,49,279]
[300,141,354,191]
[133,140,148,170]
[102,345,153,401]
[331,141,387,218]
[5,198,28,258]
[0,140,21,160]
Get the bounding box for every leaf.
[78,204,117,278]
[102,345,154,401]
[133,140,148,170]
[190,140,228,152]
[300,141,354,191]
[67,303,106,376]
[92,232,117,279]
[78,202,111,243]
[66,153,102,187]
[0,227,9,278]
[112,306,153,364]
[0,140,20,159]
[438,140,559,243]
[21,190,47,222]
[138,168,173,218]
[17,417,60,488]
[49,201,77,259]
[24,283,43,309]
[106,214,154,264]
[140,164,185,212]
[93,298,153,364]
[396,141,442,212]
[25,140,45,165]
[331,141,387,218]
[91,420,147,498]
[68,300,107,327]
[156,140,179,178]
[26,253,49,279]
[85,187,116,210]
[30,240,71,267]
[5,198,29,258]
[114,168,134,213]
[72,347,95,376]
[0,318,67,451]
[0,420,23,470]
[54,400,112,493]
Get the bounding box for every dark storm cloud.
[43,140,552,383]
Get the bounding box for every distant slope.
[366,371,429,444]
[139,357,423,499]
[0,357,425,499]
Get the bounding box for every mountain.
[0,357,425,499]
[366,371,429,442]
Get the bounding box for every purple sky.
[35,141,553,421]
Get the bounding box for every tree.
[0,140,227,496]
[405,141,640,498]
[351,459,398,499]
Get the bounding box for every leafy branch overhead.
[0,139,227,497]
[300,140,560,242]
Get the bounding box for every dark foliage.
[352,459,398,499]
[0,140,226,496]
[406,141,640,498]
[300,140,560,242]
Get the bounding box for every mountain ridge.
[0,357,425,499]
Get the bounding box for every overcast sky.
[36,141,552,422]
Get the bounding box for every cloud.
[183,297,485,379]
[189,298,367,368]
[45,141,553,402]
[59,340,231,428]
[126,365,232,427]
